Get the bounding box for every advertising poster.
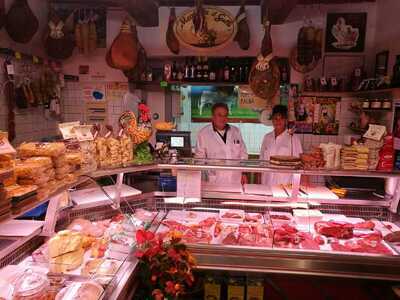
[293,96,315,134]
[313,97,341,135]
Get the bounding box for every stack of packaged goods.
[341,145,369,170]
[17,142,66,200]
[52,152,81,187]
[79,140,97,174]
[106,134,122,168]
[364,138,384,171]
[95,136,108,169]
[120,132,134,167]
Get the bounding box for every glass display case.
[0,159,399,300]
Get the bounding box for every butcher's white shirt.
[260,130,303,187]
[195,124,248,184]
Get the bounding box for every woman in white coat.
[195,103,248,184]
[260,105,303,187]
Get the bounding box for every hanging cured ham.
[107,19,138,71]
[45,11,75,60]
[5,0,39,43]
[234,0,250,50]
[249,21,280,99]
[123,44,147,82]
[166,7,179,55]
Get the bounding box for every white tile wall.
[0,60,60,146]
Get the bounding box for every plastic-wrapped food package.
[96,137,108,168]
[12,270,49,300]
[79,140,97,174]
[120,134,133,166]
[15,161,49,179]
[18,142,66,158]
[55,281,103,300]
[106,136,122,168]
[24,157,53,169]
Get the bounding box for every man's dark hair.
[211,103,229,115]
[271,104,288,119]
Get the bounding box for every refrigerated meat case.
[1,159,400,299]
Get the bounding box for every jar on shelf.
[361,98,370,109]
[382,98,392,109]
[370,99,382,109]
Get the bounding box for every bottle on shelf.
[223,57,230,82]
[243,60,250,83]
[209,59,216,82]
[203,56,209,82]
[184,57,190,80]
[177,63,184,81]
[171,61,177,81]
[196,56,203,81]
[189,57,196,81]
[280,64,289,85]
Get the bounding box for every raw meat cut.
[244,213,263,223]
[354,220,375,230]
[222,232,238,245]
[331,238,393,255]
[314,221,354,239]
[182,228,212,244]
[384,231,400,243]
[273,224,321,250]
[198,217,217,228]
[162,220,188,232]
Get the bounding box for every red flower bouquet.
[135,229,196,300]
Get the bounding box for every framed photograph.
[313,97,341,135]
[188,85,259,123]
[325,13,367,53]
[375,50,389,77]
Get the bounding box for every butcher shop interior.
[2,0,400,299]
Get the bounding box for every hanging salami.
[249,21,280,100]
[166,7,179,55]
[107,19,138,71]
[193,0,206,34]
[45,11,75,60]
[5,0,39,43]
[234,0,250,50]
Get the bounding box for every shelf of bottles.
[165,56,254,85]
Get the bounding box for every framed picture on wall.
[313,97,341,135]
[325,12,367,53]
[375,50,389,77]
[189,85,260,123]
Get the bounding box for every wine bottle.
[196,56,203,81]
[171,61,177,81]
[203,56,209,81]
[184,57,190,80]
[223,57,230,82]
[190,57,196,81]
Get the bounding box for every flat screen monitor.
[156,131,192,157]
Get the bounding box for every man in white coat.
[195,103,248,184]
[260,105,303,187]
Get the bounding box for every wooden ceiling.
[53,0,376,6]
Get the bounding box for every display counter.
[0,159,399,299]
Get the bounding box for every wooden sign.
[174,6,237,52]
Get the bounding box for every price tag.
[320,77,327,85]
[15,52,22,60]
[32,56,39,64]
[160,81,168,88]
[331,77,338,86]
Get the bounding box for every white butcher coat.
[195,124,248,184]
[260,130,303,187]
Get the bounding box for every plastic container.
[12,269,49,300]
[55,281,103,300]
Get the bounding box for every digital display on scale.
[170,136,184,148]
